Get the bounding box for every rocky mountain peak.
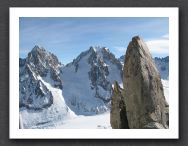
[24,46,62,84]
[19,46,63,110]
[89,46,108,52]
[27,45,61,70]
[122,36,168,128]
[29,45,47,62]
[71,46,122,72]
[61,46,123,114]
[127,36,153,62]
[31,45,43,52]
[110,81,129,129]
[86,46,123,91]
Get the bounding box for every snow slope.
[61,47,122,115]
[20,75,76,129]
[56,112,111,129]
[54,79,169,129]
[162,79,169,104]
[61,50,108,115]
[36,80,169,129]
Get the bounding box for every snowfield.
[20,79,169,129]
[162,79,169,104]
[20,75,76,129]
[55,112,111,129]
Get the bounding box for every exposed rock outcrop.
[19,46,62,109]
[123,36,168,129]
[110,81,129,129]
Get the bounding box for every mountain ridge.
[60,46,122,115]
[19,44,169,128]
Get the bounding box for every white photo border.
[9,7,179,139]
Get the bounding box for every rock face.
[19,45,62,109]
[123,36,168,129]
[110,81,129,129]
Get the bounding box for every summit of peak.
[27,45,61,69]
[132,35,142,42]
[89,46,108,53]
[31,45,46,53]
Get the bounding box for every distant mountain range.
[119,55,169,79]
[19,45,169,128]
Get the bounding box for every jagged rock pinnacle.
[123,36,168,128]
[110,81,129,129]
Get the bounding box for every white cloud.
[162,34,169,39]
[114,46,126,53]
[146,37,169,55]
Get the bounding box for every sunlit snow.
[20,79,169,129]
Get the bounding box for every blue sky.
[20,17,169,64]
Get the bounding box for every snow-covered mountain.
[154,56,169,80]
[19,46,75,128]
[19,45,168,128]
[119,55,169,79]
[19,45,123,128]
[61,46,123,115]
[118,55,125,65]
